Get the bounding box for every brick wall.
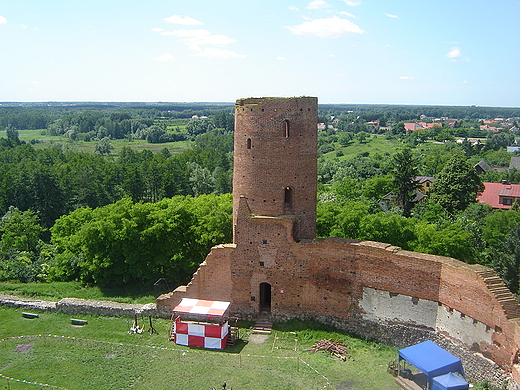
[233,97,318,241]
[156,96,520,387]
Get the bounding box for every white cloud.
[160,29,236,47]
[194,48,246,59]
[385,13,399,19]
[0,15,7,24]
[289,6,300,11]
[163,15,203,26]
[157,24,245,59]
[338,11,356,18]
[446,46,469,62]
[306,0,330,9]
[277,56,286,61]
[341,0,361,6]
[155,53,176,62]
[462,80,469,84]
[446,46,461,59]
[285,16,364,38]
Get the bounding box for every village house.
[477,181,520,209]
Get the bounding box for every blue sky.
[0,0,519,106]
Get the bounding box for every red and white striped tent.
[172,298,230,349]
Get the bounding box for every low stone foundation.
[0,295,172,318]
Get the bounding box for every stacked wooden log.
[304,339,352,361]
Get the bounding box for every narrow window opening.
[284,186,293,209]
[247,138,252,149]
[283,120,290,138]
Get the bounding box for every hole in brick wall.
[247,138,252,149]
[251,296,255,301]
[389,292,399,298]
[493,340,501,347]
[486,325,491,332]
[411,297,419,305]
[495,325,502,333]
[473,319,478,325]
[460,313,465,319]
[259,261,264,267]
[263,240,268,244]
[283,120,290,138]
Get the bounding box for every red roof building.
[477,182,520,209]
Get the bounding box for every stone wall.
[0,295,171,318]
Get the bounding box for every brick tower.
[232,97,318,242]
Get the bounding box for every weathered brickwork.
[233,97,318,241]
[157,97,520,388]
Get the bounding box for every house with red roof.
[477,181,520,209]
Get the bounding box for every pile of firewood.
[304,339,352,361]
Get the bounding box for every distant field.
[8,129,194,155]
[0,307,401,390]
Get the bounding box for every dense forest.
[2,102,520,295]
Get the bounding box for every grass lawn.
[0,307,401,390]
[0,281,155,304]
[13,129,194,156]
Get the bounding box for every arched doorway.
[259,283,271,312]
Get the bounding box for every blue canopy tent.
[398,341,465,390]
[432,372,469,390]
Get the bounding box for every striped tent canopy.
[173,298,230,317]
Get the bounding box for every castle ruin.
[157,96,520,387]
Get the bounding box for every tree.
[358,212,416,249]
[0,206,43,253]
[491,224,520,293]
[49,195,232,286]
[429,154,484,212]
[5,124,20,144]
[390,148,420,216]
[94,137,114,155]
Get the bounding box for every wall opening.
[247,138,252,149]
[283,120,290,138]
[284,186,293,210]
[259,283,271,312]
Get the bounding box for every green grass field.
[0,281,155,304]
[10,129,194,156]
[0,306,401,390]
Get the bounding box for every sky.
[0,0,519,106]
